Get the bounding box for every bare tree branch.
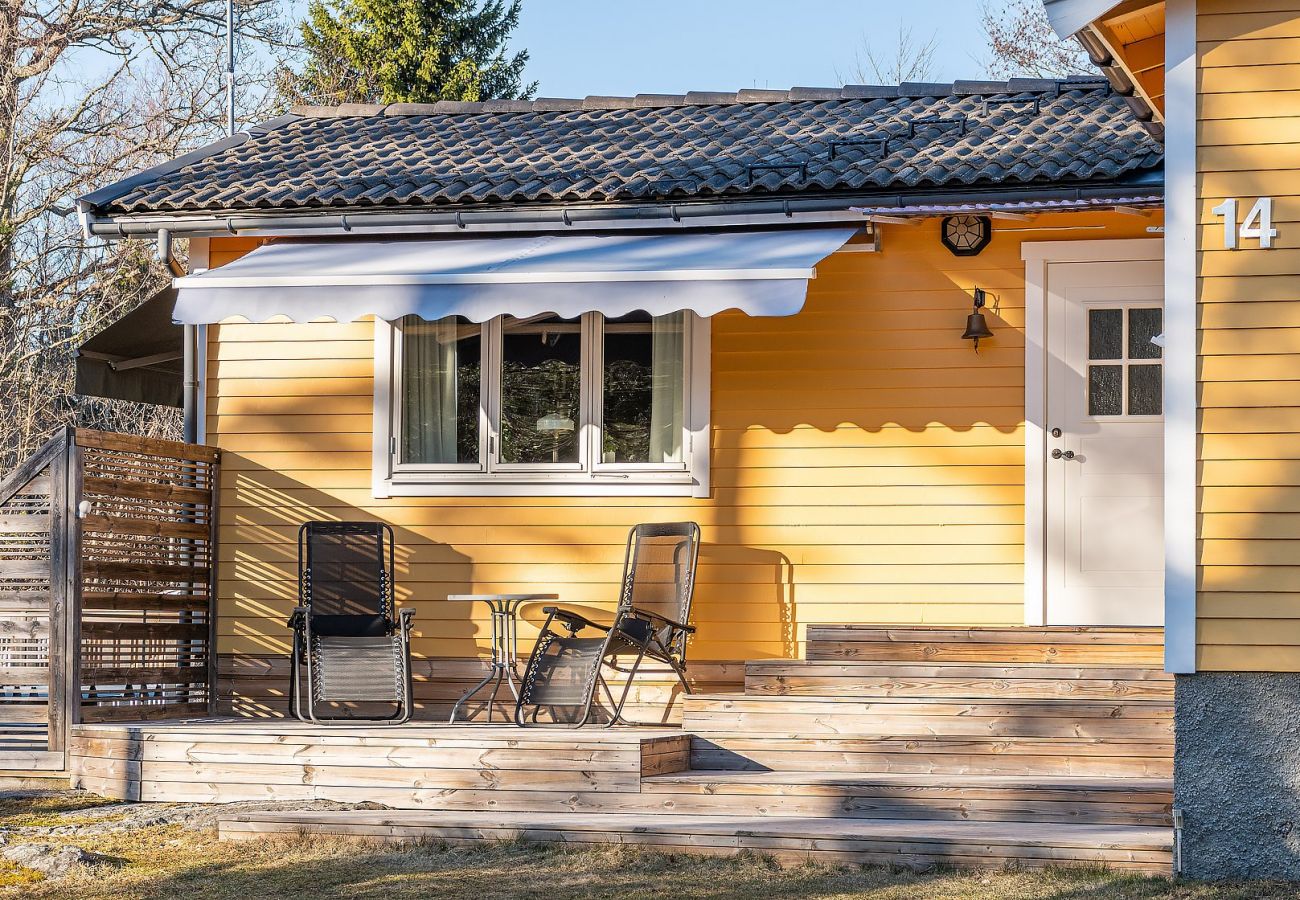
[980,0,1092,79]
[837,25,938,86]
[0,0,289,471]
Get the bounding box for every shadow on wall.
[717,221,1029,439]
[215,456,472,716]
[214,458,774,716]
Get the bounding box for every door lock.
[1051,449,1076,460]
[1050,427,1062,438]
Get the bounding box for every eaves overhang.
[81,179,1165,242]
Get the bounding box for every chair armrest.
[397,607,416,631]
[624,606,695,634]
[287,607,309,630]
[543,606,611,634]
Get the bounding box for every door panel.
[1044,260,1164,626]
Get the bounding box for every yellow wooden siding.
[1197,0,1300,671]
[206,212,1156,665]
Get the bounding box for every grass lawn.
[0,791,1293,899]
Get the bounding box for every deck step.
[688,734,1173,778]
[68,720,690,805]
[642,771,1172,826]
[217,809,1173,873]
[806,626,1165,666]
[681,694,1174,740]
[744,660,1174,701]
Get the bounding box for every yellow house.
[50,78,1190,869]
[73,82,1166,697]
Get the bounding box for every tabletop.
[446,593,559,603]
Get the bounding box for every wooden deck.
[66,626,1174,873]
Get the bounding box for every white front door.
[1044,260,1165,625]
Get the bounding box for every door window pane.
[1128,308,1163,360]
[400,316,481,464]
[500,315,581,464]
[1089,309,1123,360]
[602,312,685,464]
[1128,364,1163,416]
[1088,365,1123,416]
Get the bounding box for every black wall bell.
[962,287,994,351]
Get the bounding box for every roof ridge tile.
[288,79,1115,120]
[840,85,902,99]
[787,87,842,101]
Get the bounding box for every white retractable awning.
[172,228,857,325]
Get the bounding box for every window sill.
[373,476,708,499]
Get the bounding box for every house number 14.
[1212,197,1278,249]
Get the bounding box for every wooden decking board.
[71,719,675,748]
[745,661,1175,679]
[219,809,1174,849]
[808,644,1164,665]
[645,771,1171,794]
[71,757,642,793]
[744,659,1174,701]
[806,626,1166,645]
[71,737,643,770]
[640,770,1172,825]
[215,810,1173,872]
[804,626,1166,666]
[685,695,1174,715]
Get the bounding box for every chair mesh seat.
[310,635,405,702]
[520,636,606,707]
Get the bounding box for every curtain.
[401,316,460,464]
[649,312,685,463]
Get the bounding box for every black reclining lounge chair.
[515,522,700,727]
[288,521,415,724]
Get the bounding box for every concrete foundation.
[1176,672,1300,880]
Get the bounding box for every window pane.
[1129,364,1163,416]
[1088,365,1123,416]
[1128,308,1163,360]
[602,312,685,464]
[400,316,481,464]
[500,315,581,464]
[1088,309,1123,360]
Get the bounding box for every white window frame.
[373,312,711,498]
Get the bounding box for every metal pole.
[225,0,236,136]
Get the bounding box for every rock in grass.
[1,842,119,877]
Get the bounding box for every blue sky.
[511,1,990,98]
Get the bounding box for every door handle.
[1051,449,1076,460]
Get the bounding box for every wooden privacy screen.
[0,428,218,772]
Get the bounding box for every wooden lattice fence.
[0,428,218,773]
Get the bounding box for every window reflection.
[500,315,581,464]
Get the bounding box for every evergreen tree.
[291,0,535,105]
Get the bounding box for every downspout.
[156,227,199,443]
[182,325,198,443]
